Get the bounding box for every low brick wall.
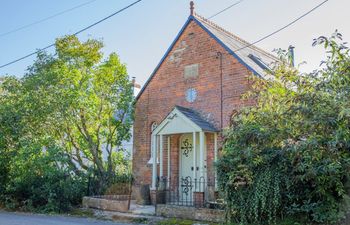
[83,195,130,213]
[156,204,224,223]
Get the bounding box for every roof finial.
[190,1,194,15]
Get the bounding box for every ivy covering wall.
[217,32,350,224]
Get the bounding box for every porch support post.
[199,131,205,178]
[151,134,157,190]
[167,136,170,188]
[192,132,196,189]
[159,135,163,179]
[214,132,218,190]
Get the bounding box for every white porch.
[150,106,219,198]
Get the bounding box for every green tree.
[0,35,134,211]
[0,77,88,211]
[0,77,23,198]
[20,35,134,191]
[217,32,350,224]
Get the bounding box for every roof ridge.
[193,13,278,61]
[175,105,197,113]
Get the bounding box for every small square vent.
[184,64,199,79]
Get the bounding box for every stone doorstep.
[129,200,155,216]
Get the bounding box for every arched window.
[151,122,158,133]
[147,122,158,165]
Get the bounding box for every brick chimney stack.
[288,45,295,67]
[131,77,141,97]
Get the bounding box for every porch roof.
[175,106,218,132]
[153,106,219,135]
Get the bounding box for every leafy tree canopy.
[217,32,350,224]
[0,35,134,211]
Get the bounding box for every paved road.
[0,211,136,225]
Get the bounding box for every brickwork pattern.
[133,20,254,186]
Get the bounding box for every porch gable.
[153,106,218,136]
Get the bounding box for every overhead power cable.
[0,0,143,69]
[0,0,97,38]
[233,0,329,53]
[208,0,245,19]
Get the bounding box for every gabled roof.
[153,105,218,135]
[194,14,278,79]
[136,13,278,101]
[175,105,218,132]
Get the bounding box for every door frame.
[179,133,195,184]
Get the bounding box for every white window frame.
[147,122,159,165]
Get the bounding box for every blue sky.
[0,0,348,86]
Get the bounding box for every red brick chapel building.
[132,2,277,205]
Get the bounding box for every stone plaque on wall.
[184,64,199,80]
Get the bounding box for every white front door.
[179,133,200,202]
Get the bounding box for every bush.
[217,32,350,224]
[1,139,133,213]
[2,141,87,213]
[86,151,133,196]
[0,36,134,213]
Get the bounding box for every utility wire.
[233,0,329,53]
[71,0,142,36]
[1,0,328,69]
[0,0,143,69]
[208,0,245,19]
[0,0,97,38]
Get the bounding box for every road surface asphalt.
[0,211,139,225]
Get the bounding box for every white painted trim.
[173,108,202,131]
[152,107,202,136]
[214,133,218,190]
[199,131,205,177]
[167,136,170,188]
[153,120,170,136]
[151,134,157,190]
[159,135,163,178]
[192,132,197,191]
[147,157,159,165]
[148,124,160,165]
[179,135,183,187]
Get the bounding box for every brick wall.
[132,19,254,187]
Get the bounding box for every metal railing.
[156,176,223,209]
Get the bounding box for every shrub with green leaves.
[0,35,134,212]
[217,32,350,224]
[3,139,87,212]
